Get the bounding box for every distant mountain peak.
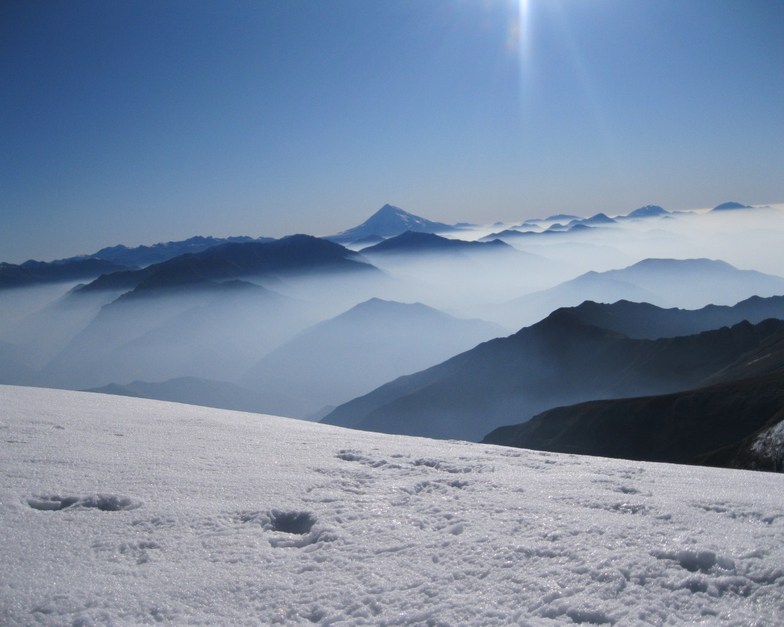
[567,213,617,228]
[627,257,734,271]
[343,297,437,318]
[329,205,455,243]
[712,201,751,212]
[375,203,407,216]
[626,205,669,219]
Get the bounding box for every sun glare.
[516,0,531,52]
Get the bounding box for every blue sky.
[2,0,783,263]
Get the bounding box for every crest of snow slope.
[1,386,783,625]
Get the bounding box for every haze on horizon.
[3,0,784,263]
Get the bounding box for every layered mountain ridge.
[322,305,784,442]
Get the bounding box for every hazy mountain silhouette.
[568,213,617,227]
[494,258,784,329]
[482,372,784,472]
[712,201,751,212]
[480,205,667,241]
[328,204,455,244]
[40,281,315,389]
[478,228,538,241]
[361,231,512,256]
[2,287,122,371]
[241,298,504,419]
[543,213,581,222]
[0,258,131,290]
[322,313,784,442]
[622,205,670,219]
[89,235,274,267]
[480,224,609,241]
[354,229,563,315]
[75,235,379,295]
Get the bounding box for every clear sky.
[2,0,783,263]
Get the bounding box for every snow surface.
[1,385,783,625]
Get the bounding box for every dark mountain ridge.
[561,295,784,340]
[482,372,784,472]
[0,235,279,290]
[75,235,378,296]
[0,258,132,290]
[322,310,784,442]
[483,317,784,471]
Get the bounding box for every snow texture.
[1,385,783,625]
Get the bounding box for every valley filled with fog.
[2,202,784,466]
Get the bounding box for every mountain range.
[89,235,274,267]
[322,303,784,442]
[490,258,784,329]
[76,234,379,296]
[3,201,784,474]
[0,235,277,290]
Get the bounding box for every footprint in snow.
[27,494,141,512]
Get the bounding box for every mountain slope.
[322,314,784,441]
[483,373,784,471]
[241,298,504,418]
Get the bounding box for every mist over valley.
[3,201,784,472]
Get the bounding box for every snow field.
[1,385,783,625]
